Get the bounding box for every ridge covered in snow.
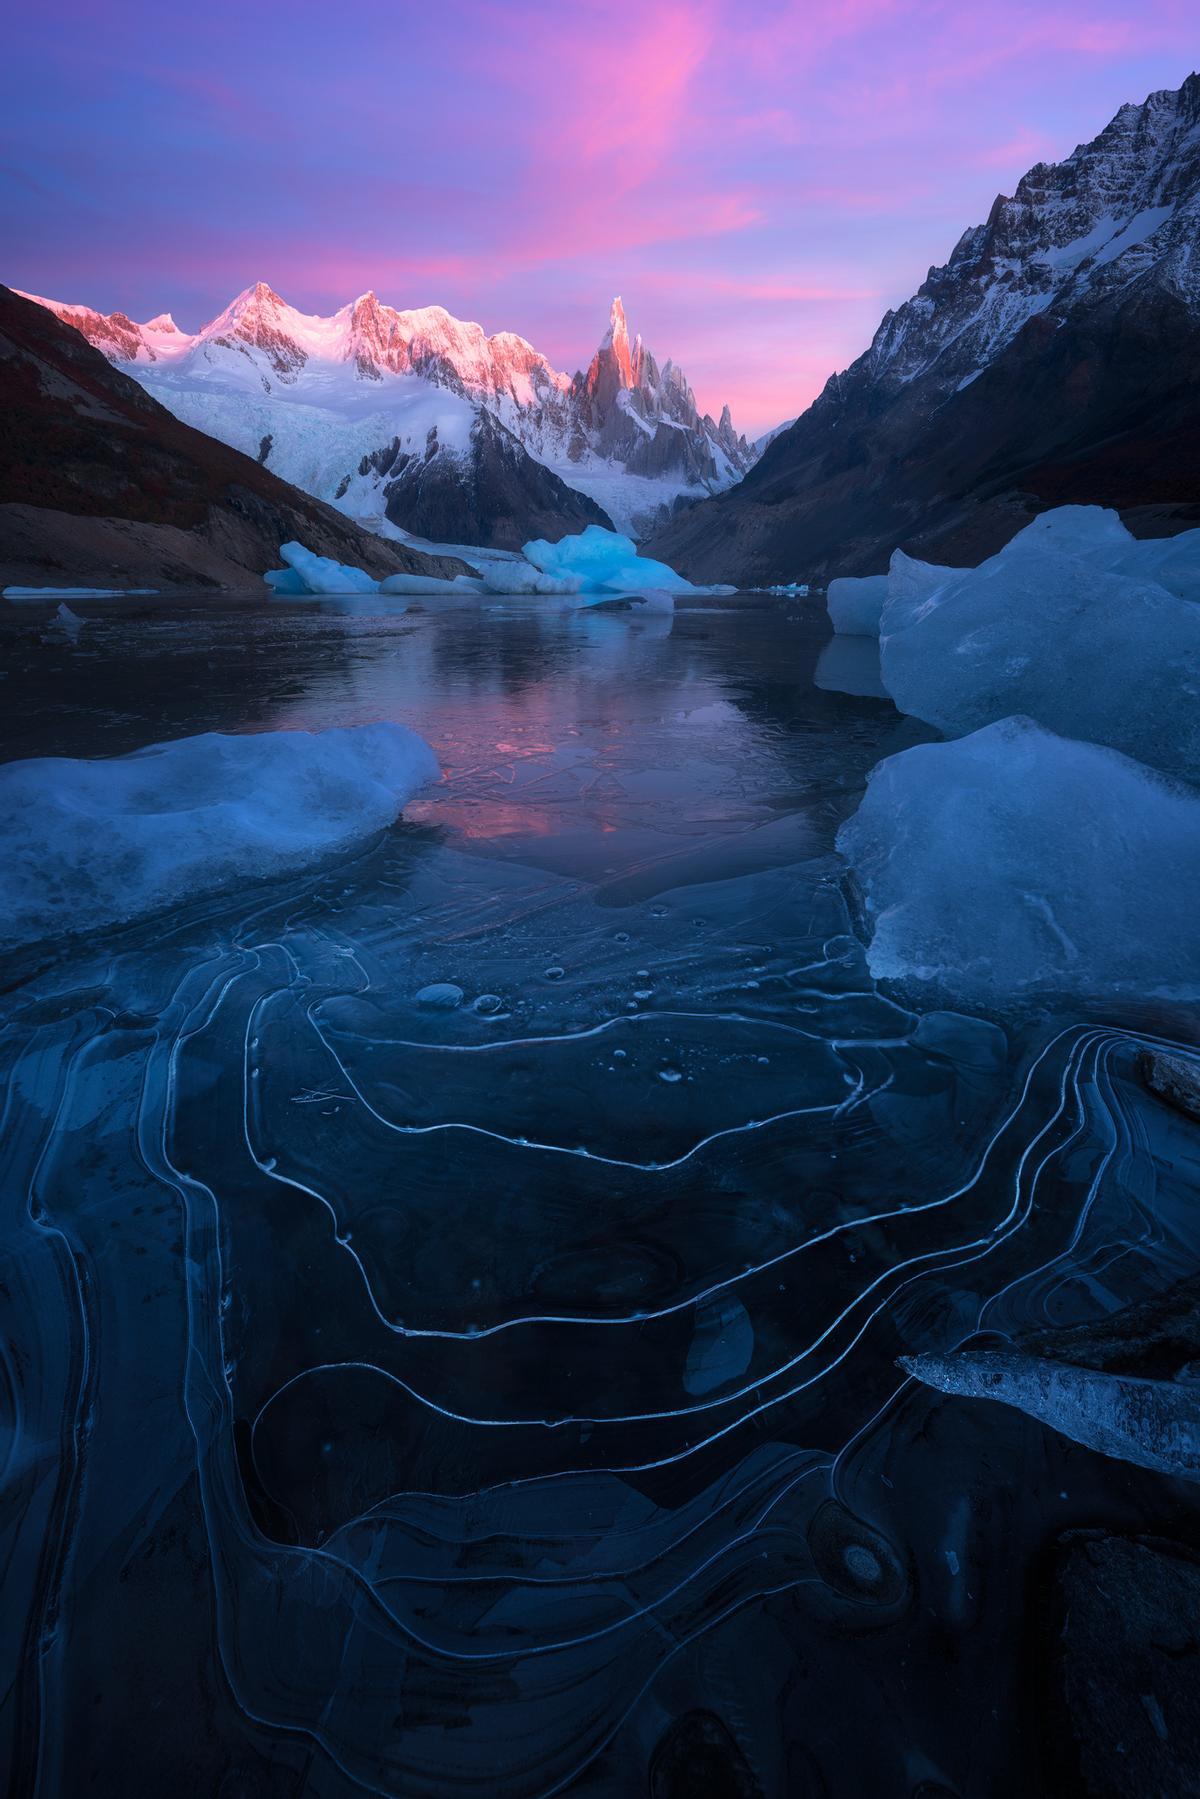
[23,284,757,542]
[856,73,1200,401]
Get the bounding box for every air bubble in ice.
[415,983,464,1009]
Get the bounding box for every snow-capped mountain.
[0,285,472,593]
[23,286,756,547]
[652,73,1200,583]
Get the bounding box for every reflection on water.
[2,591,1199,1796]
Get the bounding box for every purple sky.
[2,1,1194,434]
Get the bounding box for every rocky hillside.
[650,74,1200,583]
[0,286,473,591]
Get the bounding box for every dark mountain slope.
[650,75,1200,582]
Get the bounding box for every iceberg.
[879,543,1200,781]
[998,505,1200,601]
[263,565,312,595]
[828,553,959,639]
[478,563,581,596]
[521,524,715,594]
[825,573,887,637]
[277,542,380,595]
[0,723,440,948]
[379,571,486,596]
[879,549,959,635]
[1002,503,1135,562]
[1114,527,1200,604]
[836,717,1200,1001]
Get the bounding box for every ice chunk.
[879,546,1200,781]
[278,542,379,595]
[3,586,157,599]
[263,565,310,595]
[880,549,960,635]
[825,573,887,636]
[1113,528,1200,604]
[378,571,486,596]
[52,604,85,642]
[998,505,1200,602]
[1003,503,1135,562]
[837,717,1200,1002]
[0,723,440,948]
[478,562,581,596]
[901,1348,1200,1480]
[522,524,705,594]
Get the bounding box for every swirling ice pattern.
[2,876,1198,1797]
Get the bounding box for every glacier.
[836,717,1200,1002]
[0,723,440,947]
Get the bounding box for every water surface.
[3,591,1198,1797]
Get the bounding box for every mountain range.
[0,286,471,591]
[650,73,1200,582]
[22,287,757,551]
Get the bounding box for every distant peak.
[144,312,178,333]
[601,295,628,350]
[225,281,287,315]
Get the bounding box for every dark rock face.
[1140,1049,1200,1124]
[382,408,613,549]
[904,1269,1200,1480]
[650,74,1200,584]
[0,286,471,590]
[1042,1534,1200,1798]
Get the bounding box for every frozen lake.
[2,589,1198,1795]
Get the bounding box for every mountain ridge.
[649,73,1200,582]
[23,286,757,546]
[0,285,475,590]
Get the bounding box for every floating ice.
[1114,527,1200,604]
[379,572,486,596]
[522,524,719,594]
[0,723,440,948]
[837,717,1200,1001]
[51,604,86,642]
[880,549,960,635]
[3,585,158,599]
[998,505,1200,601]
[276,542,380,595]
[263,565,313,595]
[478,562,581,596]
[825,574,887,637]
[879,543,1200,781]
[1002,503,1135,562]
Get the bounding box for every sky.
[2,1,1195,436]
